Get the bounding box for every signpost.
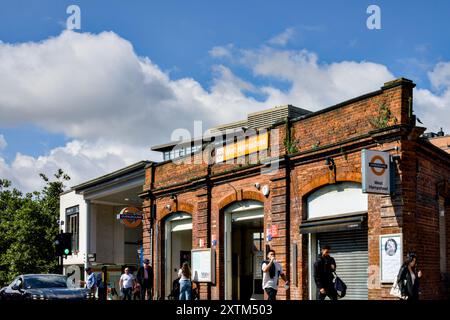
[362,149,391,194]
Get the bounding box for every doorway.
[164,213,192,298]
[225,201,264,300]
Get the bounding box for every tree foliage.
[0,170,70,286]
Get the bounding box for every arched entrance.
[224,200,264,300]
[302,182,369,300]
[163,212,192,298]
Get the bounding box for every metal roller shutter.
[317,224,368,300]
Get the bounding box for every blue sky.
[1,0,450,191]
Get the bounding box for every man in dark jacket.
[137,259,153,300]
[314,245,337,300]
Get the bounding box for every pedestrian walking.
[396,252,423,300]
[97,266,108,301]
[85,267,97,299]
[314,245,338,300]
[119,267,135,301]
[137,258,154,300]
[261,249,288,300]
[178,262,192,300]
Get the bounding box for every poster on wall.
[380,234,402,283]
[191,248,216,283]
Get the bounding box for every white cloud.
[268,28,295,46]
[414,62,450,133]
[0,139,150,192]
[428,62,450,91]
[0,134,6,150]
[2,30,449,192]
[240,47,395,110]
[209,44,234,58]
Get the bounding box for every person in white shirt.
[261,249,288,300]
[178,262,192,300]
[119,267,136,300]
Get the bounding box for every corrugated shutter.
[317,224,368,300]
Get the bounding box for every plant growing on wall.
[284,120,299,154]
[369,102,398,129]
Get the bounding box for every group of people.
[85,247,423,301]
[84,258,154,300]
[261,246,423,301]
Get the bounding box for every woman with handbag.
[396,252,423,300]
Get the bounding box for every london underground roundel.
[117,207,143,228]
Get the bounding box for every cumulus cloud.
[0,134,6,150]
[239,47,395,110]
[414,62,450,133]
[0,139,150,192]
[2,30,449,192]
[268,28,295,46]
[209,44,234,58]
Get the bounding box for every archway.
[163,212,192,299]
[303,182,369,300]
[224,200,265,300]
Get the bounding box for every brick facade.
[140,78,450,300]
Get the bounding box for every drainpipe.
[84,199,91,273]
[150,163,157,299]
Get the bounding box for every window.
[253,232,264,251]
[66,205,79,252]
[164,151,170,161]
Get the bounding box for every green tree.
[0,170,70,286]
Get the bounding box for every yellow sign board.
[216,132,269,163]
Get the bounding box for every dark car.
[0,274,94,300]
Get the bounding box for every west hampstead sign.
[116,207,143,228]
[362,149,391,194]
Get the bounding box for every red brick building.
[139,78,450,300]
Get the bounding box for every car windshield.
[24,275,68,289]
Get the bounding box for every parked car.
[0,274,94,300]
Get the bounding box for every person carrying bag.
[333,272,347,299]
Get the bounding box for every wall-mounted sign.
[87,253,96,262]
[380,234,402,283]
[266,227,272,241]
[191,248,216,283]
[215,132,269,163]
[116,207,143,228]
[362,149,391,194]
[271,225,279,238]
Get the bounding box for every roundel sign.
[117,207,143,228]
[369,155,388,176]
[362,149,391,194]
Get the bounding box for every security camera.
[255,182,261,190]
[165,204,171,210]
